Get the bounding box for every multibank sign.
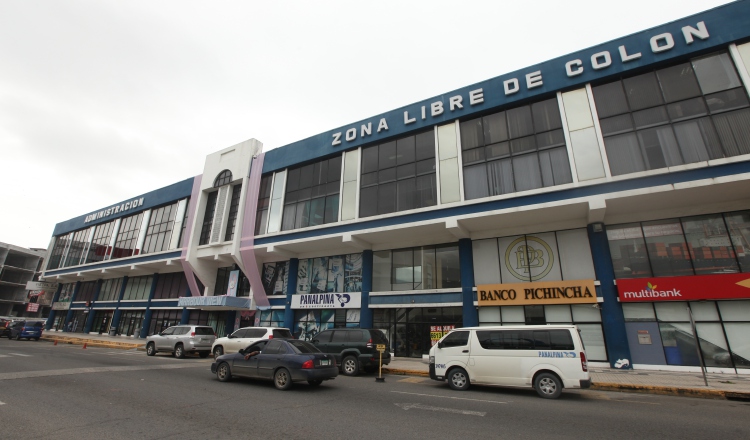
[262,1,750,173]
[617,273,750,302]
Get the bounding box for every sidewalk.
[41,331,750,400]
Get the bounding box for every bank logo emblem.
[505,236,554,281]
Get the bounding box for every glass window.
[199,191,218,245]
[282,156,341,231]
[224,184,242,241]
[255,175,272,235]
[501,306,525,323]
[622,303,656,321]
[643,220,691,277]
[571,304,602,322]
[654,302,690,322]
[682,215,738,274]
[692,53,742,95]
[86,221,116,264]
[98,278,123,302]
[724,323,750,368]
[142,203,177,254]
[213,170,232,187]
[544,305,572,323]
[717,300,750,321]
[112,213,144,259]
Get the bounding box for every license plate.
[320,359,330,366]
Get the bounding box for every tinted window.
[273,329,293,338]
[263,340,287,354]
[476,329,574,350]
[369,330,389,344]
[315,331,333,343]
[246,328,266,338]
[232,329,248,338]
[194,327,214,336]
[288,340,321,354]
[331,331,348,342]
[347,330,364,342]
[441,331,470,347]
[161,327,176,335]
[246,340,268,353]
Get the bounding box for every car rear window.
[28,322,43,328]
[273,329,293,338]
[369,330,389,344]
[193,327,214,335]
[288,340,321,354]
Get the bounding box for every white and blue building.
[42,1,750,373]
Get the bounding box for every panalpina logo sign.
[616,274,750,302]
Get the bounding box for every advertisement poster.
[430,325,455,346]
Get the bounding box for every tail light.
[366,338,373,348]
[302,359,314,369]
[190,332,195,338]
[580,352,588,372]
[269,334,274,339]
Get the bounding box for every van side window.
[478,330,574,350]
[441,331,469,347]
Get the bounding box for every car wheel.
[274,368,292,390]
[448,368,470,391]
[34,338,39,341]
[308,380,323,387]
[15,334,21,341]
[216,362,232,382]
[534,372,562,399]
[199,351,209,358]
[342,355,359,376]
[213,346,224,359]
[146,343,156,356]
[174,344,185,359]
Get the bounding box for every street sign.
[376,344,386,352]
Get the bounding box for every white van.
[429,325,591,398]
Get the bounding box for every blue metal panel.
[459,239,478,327]
[360,250,373,328]
[588,223,633,369]
[284,259,298,329]
[262,1,750,173]
[369,291,463,306]
[53,178,194,235]
[256,161,750,246]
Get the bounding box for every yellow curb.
[591,382,731,399]
[382,368,430,377]
[40,335,143,350]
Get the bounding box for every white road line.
[0,355,9,358]
[391,390,509,404]
[0,401,5,405]
[7,353,31,357]
[395,403,486,416]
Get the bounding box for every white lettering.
[421,106,426,120]
[124,202,131,210]
[566,59,583,77]
[618,45,642,62]
[138,198,144,207]
[650,33,675,53]
[682,21,709,44]
[377,118,389,132]
[404,111,416,125]
[469,88,484,105]
[504,78,520,95]
[360,123,371,137]
[345,128,356,141]
[526,71,543,89]
[591,51,612,70]
[332,132,342,146]
[449,95,463,111]
[431,101,444,117]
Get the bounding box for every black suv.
[309,328,390,376]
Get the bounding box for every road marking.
[0,401,5,405]
[391,390,509,404]
[7,353,31,357]
[395,403,486,416]
[581,393,660,405]
[0,363,206,381]
[398,377,427,383]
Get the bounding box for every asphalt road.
[1,338,749,440]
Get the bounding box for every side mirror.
[228,334,234,339]
[312,339,319,344]
[437,341,444,349]
[238,349,245,355]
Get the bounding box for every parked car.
[429,325,591,399]
[308,328,390,376]
[0,317,18,338]
[211,338,338,390]
[8,320,45,341]
[211,326,293,358]
[145,325,216,358]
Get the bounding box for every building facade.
[43,2,750,373]
[0,242,47,317]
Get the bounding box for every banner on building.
[616,273,750,302]
[478,279,598,306]
[291,292,362,309]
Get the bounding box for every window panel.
[623,72,664,111]
[656,63,702,103]
[692,52,742,95]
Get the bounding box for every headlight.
[429,355,435,364]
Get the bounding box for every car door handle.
[462,350,469,353]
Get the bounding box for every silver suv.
[145,325,216,359]
[211,326,293,358]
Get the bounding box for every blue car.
[9,320,44,341]
[211,338,338,390]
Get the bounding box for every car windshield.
[288,340,321,354]
[194,327,214,335]
[273,329,293,338]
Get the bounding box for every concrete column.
[459,239,478,327]
[588,223,632,369]
[83,279,103,333]
[111,276,128,334]
[64,281,82,332]
[360,250,373,328]
[283,259,298,330]
[180,307,190,325]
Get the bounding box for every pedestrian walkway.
[40,331,750,400]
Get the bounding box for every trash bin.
[108,327,117,336]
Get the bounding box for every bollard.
[54,340,58,346]
[82,343,87,349]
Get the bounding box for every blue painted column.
[64,281,81,332]
[588,223,633,369]
[111,276,128,334]
[45,284,63,331]
[180,307,190,324]
[224,311,237,336]
[459,238,478,327]
[283,259,299,330]
[360,250,373,328]
[83,280,103,333]
[137,274,159,338]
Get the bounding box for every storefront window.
[294,309,359,341]
[622,303,656,321]
[296,253,362,294]
[682,215,738,274]
[98,278,123,302]
[262,262,289,295]
[373,244,460,291]
[258,310,285,328]
[724,211,750,272]
[122,275,153,301]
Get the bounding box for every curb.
[40,335,144,350]
[382,368,430,377]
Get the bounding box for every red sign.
[616,273,750,302]
[26,303,40,312]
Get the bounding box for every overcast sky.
[0,0,733,250]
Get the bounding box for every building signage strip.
[616,273,750,302]
[477,280,597,306]
[291,292,362,309]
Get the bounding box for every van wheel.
[146,343,156,356]
[174,344,185,359]
[342,355,359,376]
[534,373,562,399]
[448,368,470,391]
